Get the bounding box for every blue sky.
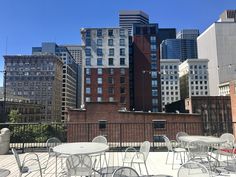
[0,0,236,85]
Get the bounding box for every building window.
[86,30,91,37]
[152,89,158,96]
[109,97,114,102]
[86,77,91,84]
[150,36,156,44]
[108,58,114,66]
[86,38,91,46]
[97,87,102,94]
[97,78,102,84]
[120,29,125,36]
[120,87,125,94]
[86,68,91,75]
[151,45,157,52]
[120,58,125,66]
[120,39,125,46]
[120,48,125,56]
[86,58,91,66]
[85,97,91,102]
[97,48,103,56]
[97,29,102,37]
[85,48,91,56]
[120,68,125,75]
[97,68,103,75]
[108,68,114,75]
[108,39,113,46]
[108,29,113,36]
[120,77,125,84]
[97,97,102,102]
[152,80,157,87]
[97,39,102,46]
[109,48,114,56]
[108,87,114,94]
[97,58,103,66]
[108,77,114,84]
[86,87,91,94]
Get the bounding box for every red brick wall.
[66,102,203,143]
[230,81,236,136]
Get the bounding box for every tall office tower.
[176,29,199,40]
[160,39,198,62]
[3,55,63,122]
[131,23,161,112]
[160,59,180,111]
[158,28,176,43]
[119,10,149,35]
[32,43,78,121]
[81,28,130,109]
[64,45,83,65]
[179,59,209,99]
[197,10,236,96]
[63,45,84,108]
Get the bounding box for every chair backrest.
[112,166,140,177]
[66,155,93,176]
[46,137,61,148]
[163,136,173,151]
[188,140,209,159]
[220,133,235,145]
[176,132,188,142]
[177,161,210,177]
[12,148,22,171]
[140,141,150,160]
[92,135,107,144]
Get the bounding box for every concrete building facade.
[197,11,236,95]
[160,59,180,111]
[32,43,78,121]
[81,28,130,110]
[4,55,63,122]
[179,59,209,99]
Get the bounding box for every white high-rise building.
[197,10,236,95]
[179,59,209,99]
[160,59,180,111]
[64,45,83,65]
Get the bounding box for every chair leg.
[144,162,149,175]
[166,151,169,164]
[138,163,142,175]
[172,152,175,169]
[44,156,51,173]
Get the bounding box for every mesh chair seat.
[112,166,140,177]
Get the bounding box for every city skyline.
[0,0,236,86]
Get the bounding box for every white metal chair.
[163,136,187,169]
[12,148,43,177]
[92,135,109,168]
[177,161,210,177]
[122,141,150,175]
[65,154,96,177]
[112,166,140,177]
[176,132,188,148]
[44,137,66,172]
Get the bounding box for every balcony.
[0,122,235,177]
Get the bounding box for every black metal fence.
[0,121,233,152]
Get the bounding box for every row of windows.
[85,87,126,94]
[189,65,207,69]
[162,91,179,96]
[85,68,126,75]
[85,48,126,57]
[85,96,126,103]
[86,38,126,47]
[190,75,208,80]
[191,86,208,90]
[85,77,126,84]
[192,91,208,95]
[85,29,126,37]
[86,58,126,66]
[191,81,208,85]
[161,76,179,80]
[162,96,179,102]
[161,81,178,85]
[162,86,179,90]
[161,65,178,70]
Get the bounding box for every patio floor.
[0,151,235,177]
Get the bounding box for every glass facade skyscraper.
[160,39,198,62]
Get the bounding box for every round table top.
[178,135,226,144]
[53,142,109,155]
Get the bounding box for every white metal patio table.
[53,142,109,176]
[178,136,226,145]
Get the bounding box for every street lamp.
[142,70,151,112]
